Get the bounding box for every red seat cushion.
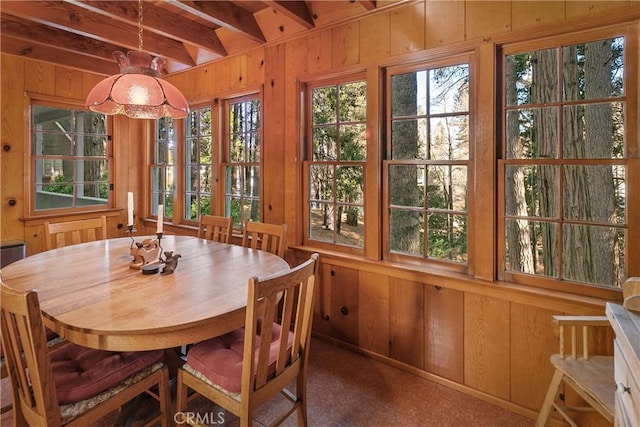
[187,323,292,393]
[49,342,163,404]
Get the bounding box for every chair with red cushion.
[0,282,172,426]
[176,253,319,427]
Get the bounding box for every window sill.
[289,245,623,311]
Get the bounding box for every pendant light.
[85,0,189,119]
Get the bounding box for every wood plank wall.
[1,1,637,422]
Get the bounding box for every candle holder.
[156,232,164,263]
[127,225,135,249]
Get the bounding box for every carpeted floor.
[1,337,534,426]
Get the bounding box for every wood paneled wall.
[2,1,638,422]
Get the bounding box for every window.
[500,34,627,290]
[151,117,175,219]
[223,95,261,228]
[32,104,110,212]
[384,61,470,267]
[305,77,367,250]
[184,106,213,220]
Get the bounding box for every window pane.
[391,119,427,160]
[336,206,364,247]
[429,116,469,161]
[339,81,367,122]
[563,37,624,101]
[562,224,625,286]
[336,166,363,204]
[391,71,426,118]
[244,166,260,197]
[200,195,211,216]
[505,107,558,159]
[389,165,424,207]
[427,165,467,211]
[185,193,198,220]
[186,139,197,163]
[339,124,366,161]
[313,126,337,161]
[505,219,558,277]
[505,165,559,218]
[247,133,260,162]
[312,86,337,124]
[309,203,334,243]
[562,165,624,224]
[185,166,198,191]
[309,165,334,202]
[562,102,624,159]
[226,166,242,195]
[389,209,423,256]
[243,198,260,223]
[229,134,244,162]
[34,132,73,156]
[505,48,558,107]
[429,65,469,114]
[427,213,467,262]
[200,165,212,192]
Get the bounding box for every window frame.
[302,73,368,255]
[183,104,214,223]
[220,93,263,231]
[150,116,177,222]
[382,55,474,272]
[29,99,113,216]
[496,26,638,299]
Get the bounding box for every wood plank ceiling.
[0,0,378,76]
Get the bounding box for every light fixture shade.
[86,51,189,119]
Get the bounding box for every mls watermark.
[174,411,226,425]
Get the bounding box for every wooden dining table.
[0,235,290,352]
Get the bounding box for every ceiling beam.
[356,1,377,11]
[1,13,126,64]
[263,1,314,29]
[1,35,119,75]
[66,0,227,57]
[165,0,266,44]
[1,1,195,66]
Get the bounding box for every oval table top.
[1,235,290,351]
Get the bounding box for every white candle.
[127,192,134,226]
[157,204,163,234]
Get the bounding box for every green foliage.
[43,175,73,195]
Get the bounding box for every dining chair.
[241,221,287,258]
[0,282,172,426]
[175,253,320,427]
[198,215,232,243]
[44,216,108,250]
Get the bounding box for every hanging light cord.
[138,0,144,51]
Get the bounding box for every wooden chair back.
[44,216,108,250]
[198,215,232,243]
[241,221,287,258]
[1,283,61,425]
